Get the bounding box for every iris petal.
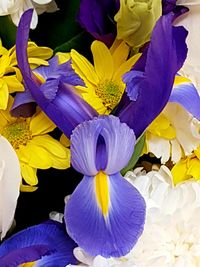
[115,12,188,138]
[65,172,145,257]
[70,116,135,176]
[16,9,97,138]
[0,221,77,267]
[169,81,200,120]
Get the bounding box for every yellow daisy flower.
[71,39,140,114]
[0,40,53,110]
[0,98,70,192]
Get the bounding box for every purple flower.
[15,9,98,138]
[0,220,77,266]
[77,0,119,46]
[115,12,188,138]
[65,115,146,257]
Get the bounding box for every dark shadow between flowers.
[15,166,82,232]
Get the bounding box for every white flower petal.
[175,6,200,92]
[0,136,21,239]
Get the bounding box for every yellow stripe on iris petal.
[174,76,191,86]
[19,261,36,266]
[95,171,110,216]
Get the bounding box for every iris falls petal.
[16,9,97,138]
[0,220,77,267]
[65,173,145,258]
[115,12,188,138]
[66,116,145,257]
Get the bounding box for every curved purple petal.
[34,57,84,86]
[77,0,119,46]
[70,116,135,176]
[0,220,77,267]
[162,0,188,17]
[11,90,36,117]
[65,172,145,258]
[169,81,200,120]
[116,12,188,138]
[16,9,97,138]
[0,245,53,267]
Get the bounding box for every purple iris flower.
[65,115,146,257]
[115,12,188,138]
[77,0,119,46]
[162,0,188,16]
[0,220,77,266]
[15,9,98,138]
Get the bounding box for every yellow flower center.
[1,120,32,149]
[96,80,122,111]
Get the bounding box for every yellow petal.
[31,135,69,159]
[187,158,200,180]
[3,76,24,93]
[51,152,70,169]
[114,53,141,80]
[60,134,70,147]
[0,97,16,126]
[71,49,99,86]
[56,52,71,64]
[30,111,55,136]
[82,91,108,114]
[111,40,130,73]
[91,40,114,81]
[194,146,200,160]
[20,183,38,192]
[174,75,191,86]
[20,162,38,186]
[171,159,188,185]
[0,80,9,110]
[19,142,53,169]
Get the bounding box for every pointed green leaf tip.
[121,133,145,176]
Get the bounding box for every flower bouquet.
[0,0,200,266]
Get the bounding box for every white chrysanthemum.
[0,0,58,29]
[68,166,200,267]
[146,103,200,163]
[126,167,200,267]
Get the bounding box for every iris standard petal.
[65,172,145,258]
[77,0,119,46]
[0,220,77,267]
[116,12,188,138]
[16,9,97,138]
[70,116,135,176]
[169,81,200,120]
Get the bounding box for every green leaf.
[121,133,146,176]
[30,0,82,48]
[54,31,93,56]
[0,16,17,48]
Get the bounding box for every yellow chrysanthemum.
[71,39,140,114]
[0,98,70,192]
[171,146,200,185]
[0,40,53,110]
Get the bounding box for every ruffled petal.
[0,221,77,266]
[116,12,188,137]
[65,172,145,257]
[70,116,135,176]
